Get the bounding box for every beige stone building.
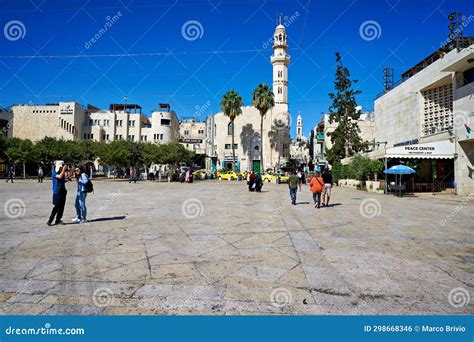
[208,21,291,173]
[10,102,179,144]
[290,114,310,165]
[179,119,206,155]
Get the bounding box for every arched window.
[227,122,234,136]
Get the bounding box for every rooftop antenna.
[448,12,463,50]
[383,67,394,92]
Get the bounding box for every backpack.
[84,178,94,193]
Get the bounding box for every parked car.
[218,171,241,181]
[192,169,210,180]
[262,172,289,184]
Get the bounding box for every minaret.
[296,114,303,141]
[271,15,290,106]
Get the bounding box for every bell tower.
[271,15,290,106]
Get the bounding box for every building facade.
[370,39,474,195]
[0,108,13,138]
[10,102,179,144]
[290,114,310,165]
[208,20,291,173]
[179,119,206,155]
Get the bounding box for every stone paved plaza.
[0,179,472,315]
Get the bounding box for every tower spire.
[278,13,282,25]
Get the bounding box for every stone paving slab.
[0,179,473,315]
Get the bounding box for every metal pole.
[384,157,388,194]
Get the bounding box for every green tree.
[99,140,131,169]
[221,90,243,171]
[326,52,367,164]
[6,138,35,178]
[252,83,274,171]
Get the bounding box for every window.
[225,144,238,149]
[103,134,109,141]
[227,122,234,136]
[462,67,474,86]
[278,70,282,78]
[103,119,110,126]
[129,120,135,127]
[89,119,93,126]
[115,134,123,140]
[278,87,282,94]
[184,130,190,135]
[161,119,171,126]
[160,133,164,140]
[116,120,123,127]
[128,135,135,142]
[198,129,204,134]
[141,135,147,142]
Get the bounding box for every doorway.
[252,160,261,173]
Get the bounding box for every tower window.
[278,87,282,94]
[278,71,282,78]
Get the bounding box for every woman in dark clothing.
[255,173,263,192]
[248,171,256,191]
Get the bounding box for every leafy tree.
[221,90,243,171]
[99,140,131,169]
[326,52,367,164]
[252,83,274,171]
[158,143,193,166]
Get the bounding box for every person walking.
[255,172,263,192]
[38,166,44,183]
[5,165,14,183]
[248,171,256,191]
[288,170,301,205]
[129,167,137,183]
[321,168,333,207]
[47,161,68,226]
[309,171,324,208]
[72,165,89,224]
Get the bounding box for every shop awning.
[385,140,455,159]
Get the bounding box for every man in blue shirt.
[47,160,68,226]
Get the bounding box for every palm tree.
[221,90,243,171]
[252,83,274,172]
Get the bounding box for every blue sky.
[0,0,473,138]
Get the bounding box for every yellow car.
[192,169,210,180]
[218,171,241,181]
[262,172,289,184]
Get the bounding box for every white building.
[370,38,474,195]
[290,114,310,165]
[10,102,179,144]
[208,19,291,173]
[179,119,206,155]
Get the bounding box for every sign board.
[385,140,454,159]
[60,103,74,115]
[179,138,202,143]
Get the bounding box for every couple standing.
[309,169,333,208]
[47,161,90,226]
